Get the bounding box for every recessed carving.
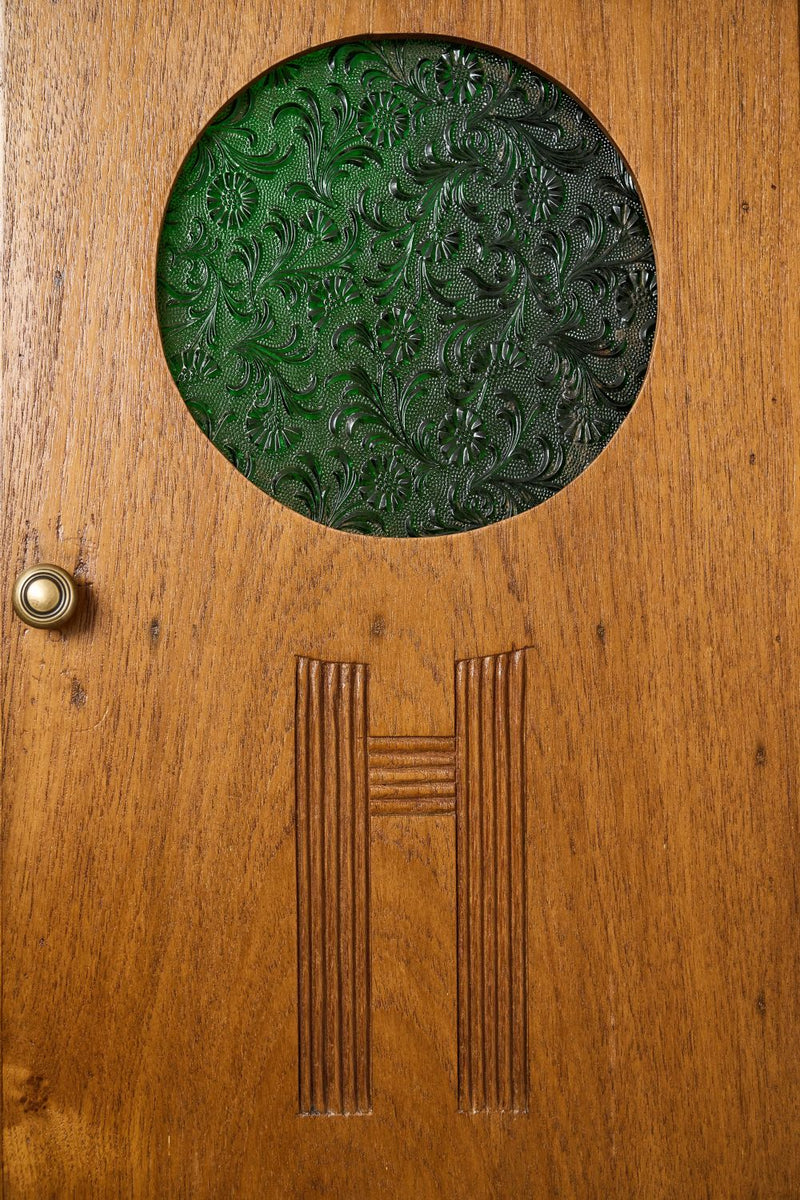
[295,658,372,1115]
[295,648,530,1115]
[369,736,456,815]
[455,651,529,1113]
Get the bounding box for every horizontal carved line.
[370,780,456,799]
[369,736,456,754]
[368,731,458,817]
[370,796,456,816]
[370,765,456,785]
[370,760,455,780]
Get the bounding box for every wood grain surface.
[2,0,799,1196]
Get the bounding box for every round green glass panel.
[157,37,657,536]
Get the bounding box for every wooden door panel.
[3,0,798,1197]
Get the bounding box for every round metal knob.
[12,564,78,629]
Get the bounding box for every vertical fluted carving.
[456,650,529,1114]
[296,658,371,1115]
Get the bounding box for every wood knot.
[18,1074,49,1114]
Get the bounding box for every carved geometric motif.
[295,650,530,1115]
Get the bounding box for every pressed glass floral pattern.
[157,37,657,536]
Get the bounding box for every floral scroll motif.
[157,36,657,536]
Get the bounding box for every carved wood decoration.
[455,651,529,1113]
[368,737,456,816]
[297,649,530,1115]
[295,658,371,1115]
[5,0,799,1194]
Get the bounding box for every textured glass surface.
[157,37,657,536]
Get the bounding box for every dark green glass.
[157,37,657,536]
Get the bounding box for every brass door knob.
[12,564,78,629]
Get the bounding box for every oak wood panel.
[2,0,799,1197]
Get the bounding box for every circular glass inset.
[157,36,657,536]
